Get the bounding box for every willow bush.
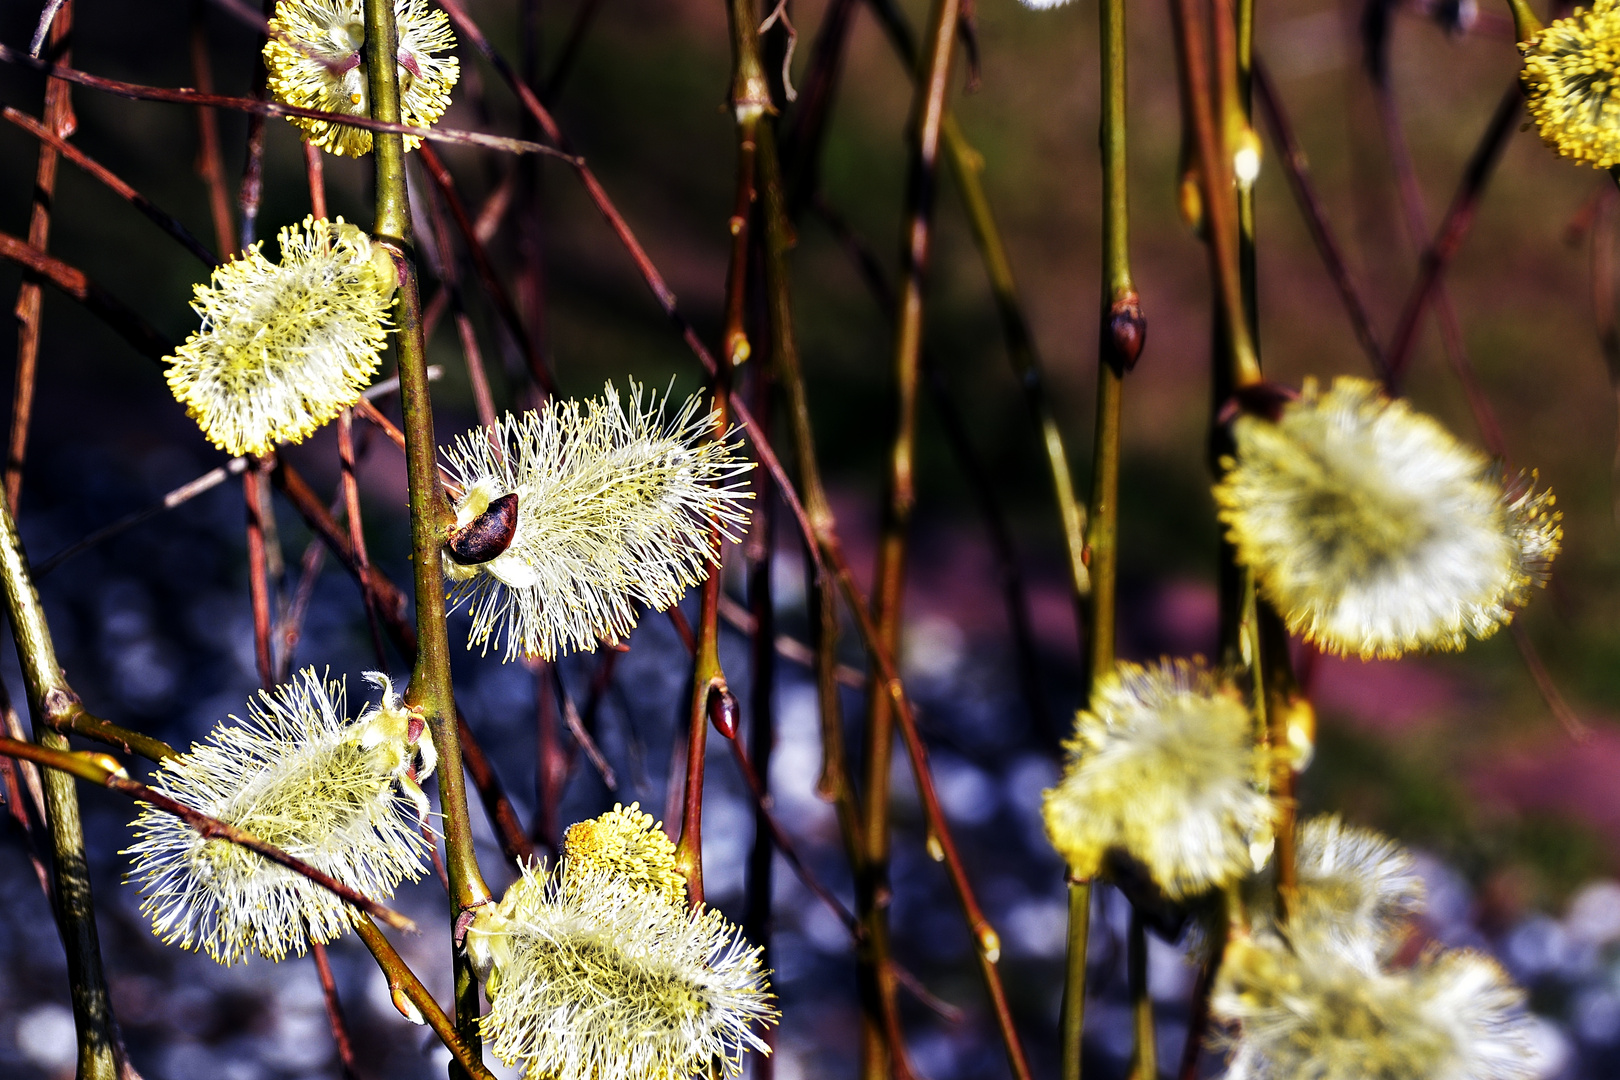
[0,0,1611,1078]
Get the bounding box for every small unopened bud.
[1105,294,1146,372]
[446,492,520,565]
[978,927,1002,964]
[390,982,426,1025]
[706,684,738,740]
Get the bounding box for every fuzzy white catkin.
[1042,657,1276,899]
[468,862,776,1080]
[1214,377,1561,659]
[125,669,434,965]
[441,382,754,661]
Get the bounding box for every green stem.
[354,919,499,1080]
[1126,912,1156,1080]
[1503,0,1543,40]
[1058,876,1091,1080]
[861,0,961,1072]
[0,496,127,1079]
[1065,0,1139,1075]
[941,116,1091,629]
[361,3,490,1075]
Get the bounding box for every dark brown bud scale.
[1219,381,1300,426]
[446,492,520,565]
[707,683,739,740]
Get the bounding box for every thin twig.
[36,375,422,578]
[1384,83,1521,390]
[310,940,359,1080]
[2,107,218,268]
[760,116,1033,1080]
[417,144,555,396]
[244,461,276,686]
[189,13,236,256]
[860,0,964,1064]
[6,1,74,515]
[353,918,498,1080]
[552,663,616,790]
[416,163,499,430]
[0,229,173,361]
[1370,59,1505,455]
[0,44,581,161]
[1251,59,1386,379]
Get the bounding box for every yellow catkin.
[264,0,459,157]
[562,802,686,908]
[1522,1,1620,169]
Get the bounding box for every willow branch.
[0,229,172,361]
[1169,0,1259,388]
[759,96,1030,1080]
[364,1,490,1069]
[859,0,962,1069]
[0,478,129,1080]
[2,106,218,268]
[1250,60,1385,377]
[416,144,555,396]
[863,0,1091,616]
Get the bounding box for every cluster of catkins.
[1041,376,1562,1080]
[137,2,767,1077]
[134,0,1603,1076]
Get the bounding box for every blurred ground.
[0,0,1618,1076]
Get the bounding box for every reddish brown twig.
[310,940,358,1080]
[2,107,217,268]
[244,461,277,686]
[0,44,578,161]
[6,1,74,515]
[189,14,236,256]
[417,144,554,397]
[338,410,388,666]
[1384,82,1521,391]
[1251,59,1386,379]
[416,165,499,430]
[1371,61,1506,455]
[0,231,171,361]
